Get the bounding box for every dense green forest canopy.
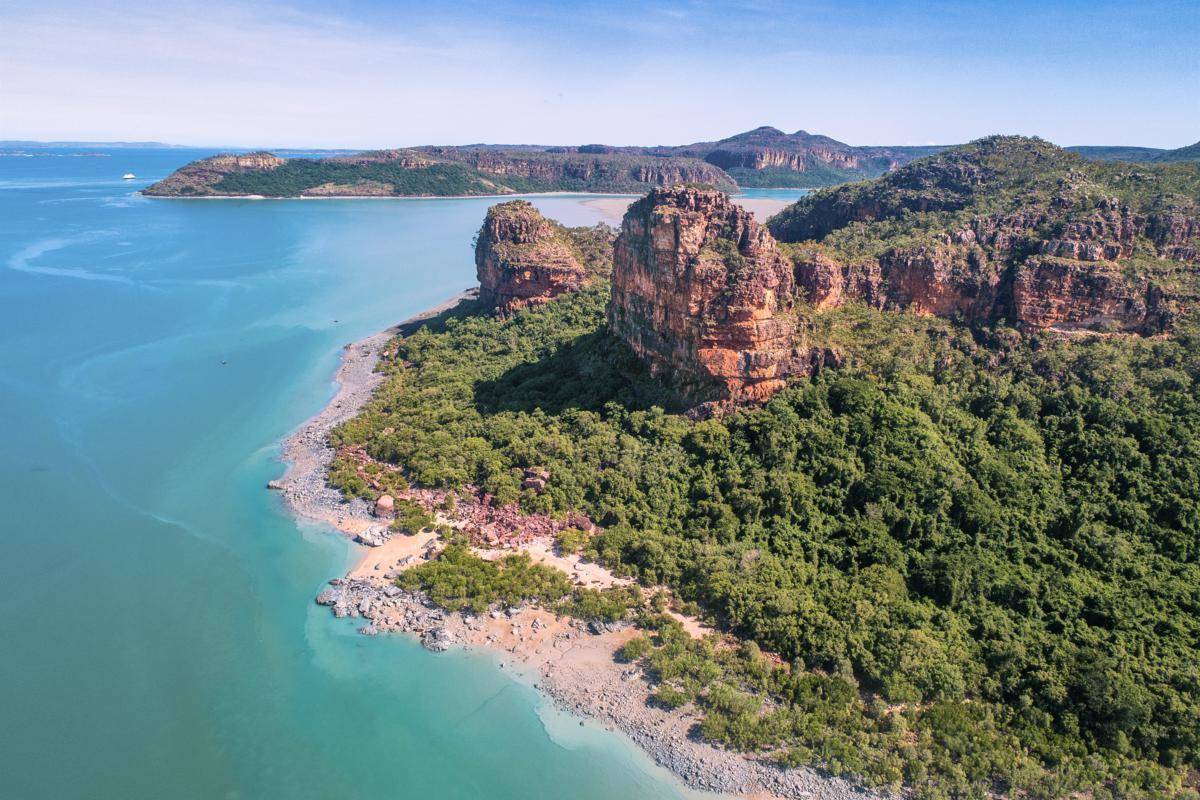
[331,278,1200,798]
[169,151,734,196]
[211,158,542,196]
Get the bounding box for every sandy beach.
[275,290,878,800]
[273,287,477,537]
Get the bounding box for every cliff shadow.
[473,328,684,416]
[392,289,483,338]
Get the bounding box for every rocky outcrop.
[608,143,1199,410]
[771,137,1200,334]
[142,152,285,196]
[1011,257,1176,332]
[373,494,395,518]
[326,149,432,168]
[421,148,735,192]
[655,126,938,186]
[608,186,814,409]
[795,242,1177,333]
[1147,213,1200,263]
[476,201,589,314]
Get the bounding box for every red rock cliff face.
[790,197,1194,333]
[419,148,734,191]
[608,186,811,409]
[769,138,1200,334]
[704,146,861,172]
[1011,257,1177,332]
[476,201,588,315]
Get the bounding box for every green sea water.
[0,149,806,799]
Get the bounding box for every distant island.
[0,140,190,149]
[278,136,1200,800]
[142,127,1200,198]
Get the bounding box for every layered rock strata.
[607,186,815,408]
[772,138,1200,335]
[609,138,1199,409]
[143,152,285,196]
[476,201,589,314]
[787,202,1194,334]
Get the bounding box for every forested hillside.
[331,281,1200,798]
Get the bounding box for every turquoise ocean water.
[0,147,804,799]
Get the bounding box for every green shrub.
[555,527,589,555]
[617,635,653,663]
[389,498,434,534]
[562,585,642,623]
[397,545,572,613]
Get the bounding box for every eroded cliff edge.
[772,136,1199,334]
[476,200,615,315]
[606,186,824,410]
[603,137,1199,411]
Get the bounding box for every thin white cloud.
[1,0,1196,148]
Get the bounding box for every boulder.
[421,627,453,652]
[356,527,387,547]
[373,494,395,518]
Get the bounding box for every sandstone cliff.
[607,186,815,410]
[772,136,1200,334]
[476,201,590,315]
[416,148,735,192]
[146,147,735,198]
[604,138,1198,411]
[143,152,285,196]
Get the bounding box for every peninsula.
[282,137,1200,800]
[144,126,950,197]
[143,128,1200,200]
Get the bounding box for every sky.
[1,0,1197,149]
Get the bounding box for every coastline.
[275,290,879,800]
[275,287,478,537]
[141,190,645,202]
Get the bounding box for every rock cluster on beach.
[312,574,877,800]
[315,578,450,643]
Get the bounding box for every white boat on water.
[122,172,136,180]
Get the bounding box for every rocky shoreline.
[273,288,477,537]
[274,290,880,800]
[311,575,879,800]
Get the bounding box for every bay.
[0,147,744,800]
